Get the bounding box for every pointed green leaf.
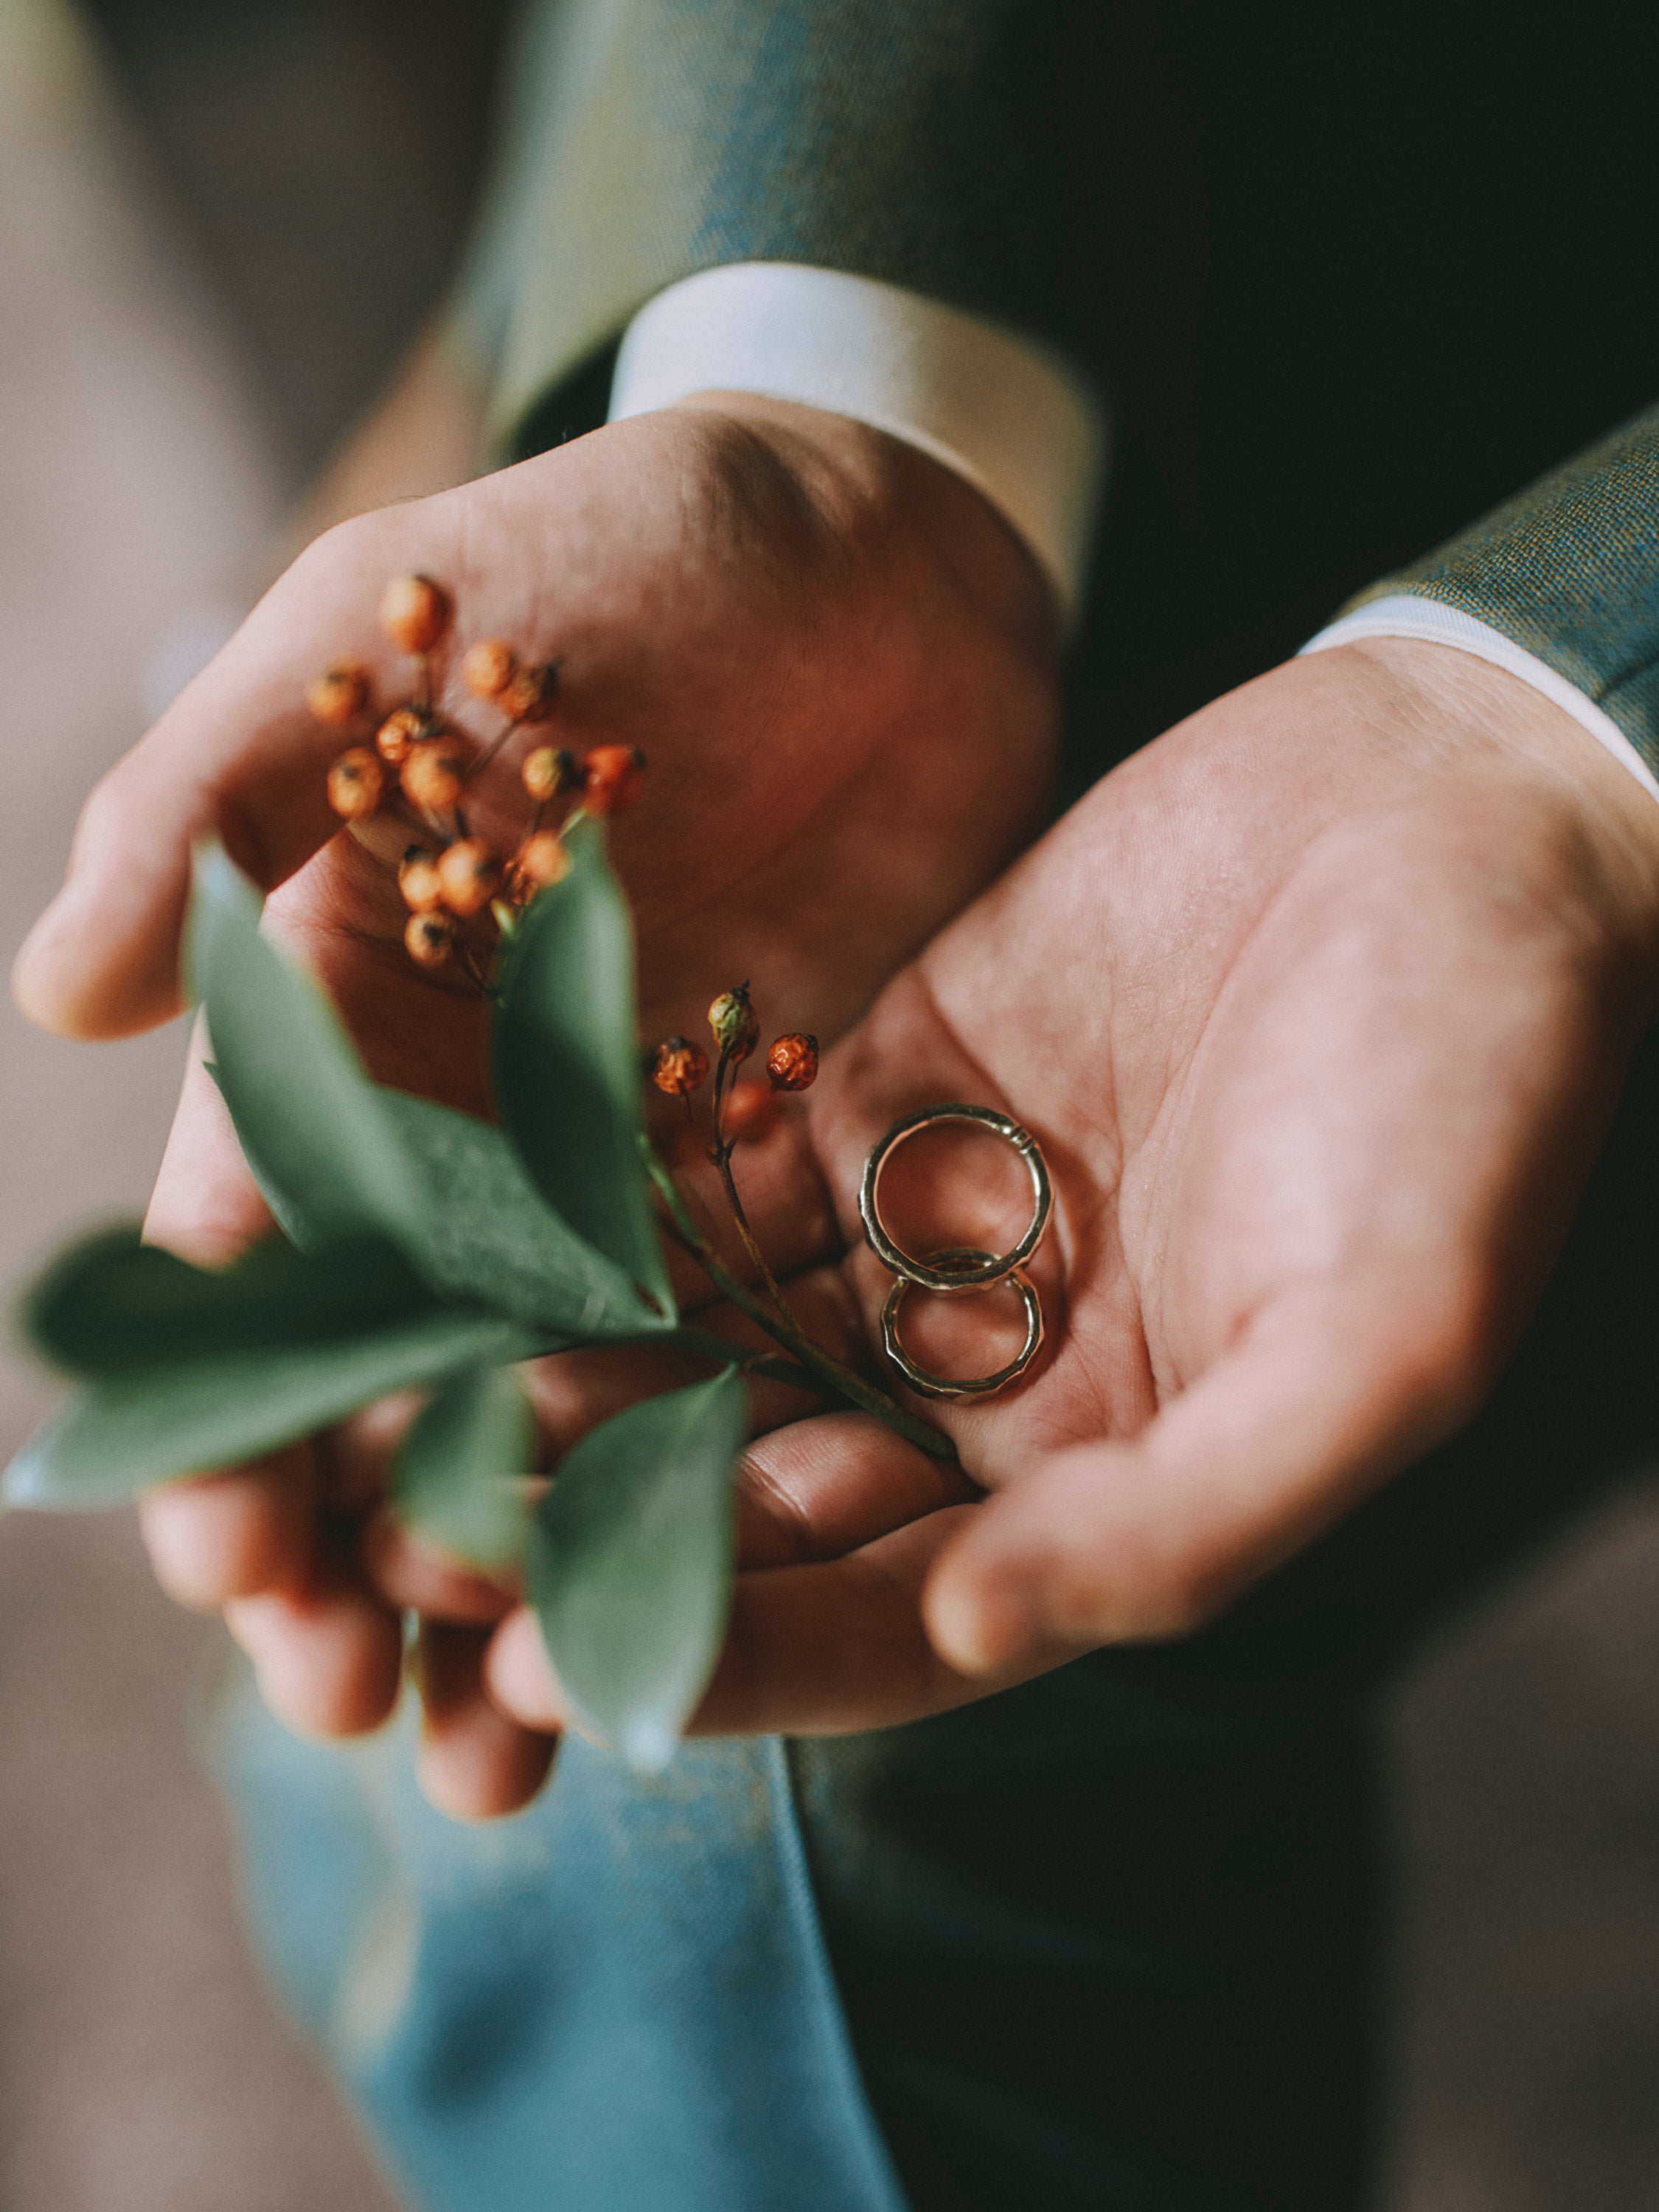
[391,1363,536,1572]
[376,1092,667,1340]
[187,843,425,1250]
[26,1226,434,1374]
[7,1311,540,1509]
[495,815,675,1318]
[192,845,666,1345]
[525,1366,745,1773]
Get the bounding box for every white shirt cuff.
[1300,594,1659,807]
[608,262,1106,623]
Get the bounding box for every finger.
[414,1621,557,1822]
[922,1267,1482,1672]
[361,1513,520,1624]
[137,1446,315,1612]
[733,1410,976,1569]
[224,1562,405,1739]
[485,1507,1060,1739]
[487,1416,985,1739]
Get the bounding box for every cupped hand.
[11,391,1057,1801]
[481,636,1659,1784]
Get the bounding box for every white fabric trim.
[608,262,1106,622]
[1300,593,1659,807]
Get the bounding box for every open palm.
[487,634,1659,1764]
[13,395,1055,1784]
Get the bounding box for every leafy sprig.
[8,824,945,1770]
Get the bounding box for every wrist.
[1343,635,1659,956]
[663,392,1060,666]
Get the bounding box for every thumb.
[12,521,392,1041]
[922,1267,1486,1672]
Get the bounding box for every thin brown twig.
[639,1138,954,1461]
[465,716,521,785]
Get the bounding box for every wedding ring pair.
[859,1104,1051,1399]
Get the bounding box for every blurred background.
[0,0,1656,2203]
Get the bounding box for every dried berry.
[707,984,759,1062]
[583,743,646,815]
[650,1036,710,1098]
[398,847,444,911]
[400,732,472,814]
[307,664,369,727]
[521,745,580,803]
[375,706,427,765]
[327,746,383,818]
[435,838,503,918]
[723,1079,778,1144]
[766,1032,818,1091]
[404,911,456,968]
[498,661,559,723]
[511,830,568,897]
[461,638,517,700]
[380,574,450,655]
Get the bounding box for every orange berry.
[650,1036,709,1099]
[435,838,503,918]
[399,732,471,813]
[521,745,580,802]
[583,743,646,815]
[307,664,369,726]
[766,1032,819,1091]
[327,746,383,818]
[499,660,559,723]
[510,830,568,898]
[707,984,759,1062]
[380,574,450,655]
[462,639,517,700]
[405,911,456,968]
[398,846,444,911]
[375,706,428,764]
[723,1079,778,1144]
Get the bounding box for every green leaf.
[26,1226,434,1374]
[525,1366,745,1774]
[495,815,675,1319]
[187,843,425,1251]
[391,1363,536,1572]
[6,1310,540,1509]
[376,1091,667,1340]
[192,844,667,1346]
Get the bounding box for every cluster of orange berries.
[650,983,818,1153]
[314,574,644,972]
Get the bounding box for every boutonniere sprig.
[7,577,949,1773]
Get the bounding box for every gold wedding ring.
[859,1103,1051,1293]
[860,1104,1052,1399]
[881,1248,1044,1398]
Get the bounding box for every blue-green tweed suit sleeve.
[1345,400,1659,774]
[452,0,1069,452]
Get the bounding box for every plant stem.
[639,1138,954,1461]
[715,1146,798,1327]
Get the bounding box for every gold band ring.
[859,1103,1052,1294]
[880,1248,1045,1399]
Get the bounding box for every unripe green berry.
[707,984,759,1062]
